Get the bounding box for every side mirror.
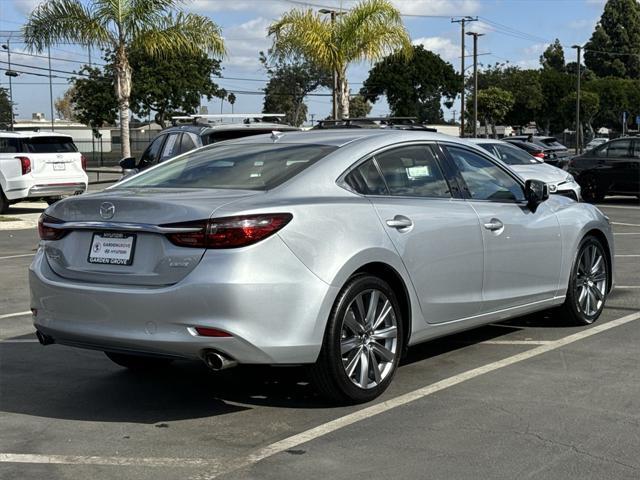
[524,179,549,210]
[119,156,136,170]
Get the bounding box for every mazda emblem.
[99,202,115,219]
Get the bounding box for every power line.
[0,59,90,77]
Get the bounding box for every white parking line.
[616,255,640,258]
[614,233,640,235]
[616,286,640,290]
[612,222,640,227]
[596,205,640,210]
[0,253,34,260]
[0,311,31,320]
[479,340,553,345]
[1,311,638,476]
[0,339,38,343]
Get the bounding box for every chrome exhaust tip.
[35,330,55,346]
[202,350,238,371]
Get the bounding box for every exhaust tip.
[202,350,237,371]
[35,330,54,346]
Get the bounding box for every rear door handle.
[386,215,413,230]
[483,219,504,231]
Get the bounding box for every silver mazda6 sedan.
[30,130,614,403]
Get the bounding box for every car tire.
[45,197,62,206]
[0,188,9,214]
[581,174,605,203]
[310,274,404,404]
[104,352,174,370]
[560,235,609,326]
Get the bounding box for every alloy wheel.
[574,244,607,317]
[340,289,398,389]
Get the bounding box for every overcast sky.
[0,0,608,124]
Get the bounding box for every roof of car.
[221,128,458,148]
[0,130,73,139]
[468,138,508,145]
[161,122,299,135]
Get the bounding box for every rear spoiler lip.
[42,220,202,234]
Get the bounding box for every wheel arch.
[583,228,614,293]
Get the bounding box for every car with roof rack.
[0,131,88,213]
[120,114,299,174]
[313,116,438,132]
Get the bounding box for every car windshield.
[477,143,542,165]
[23,136,77,153]
[119,143,337,191]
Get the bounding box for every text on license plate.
[53,163,66,171]
[88,232,136,265]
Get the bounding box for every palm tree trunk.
[337,69,349,119]
[115,47,132,159]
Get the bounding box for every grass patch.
[0,216,21,222]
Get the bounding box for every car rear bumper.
[29,236,338,365]
[4,176,88,201]
[28,182,87,197]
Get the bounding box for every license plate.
[53,163,66,171]
[88,232,136,265]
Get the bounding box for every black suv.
[125,116,298,172]
[568,137,640,202]
[504,135,570,169]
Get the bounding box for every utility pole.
[452,16,477,137]
[320,8,343,120]
[48,46,55,131]
[572,45,582,154]
[2,40,17,130]
[466,31,484,138]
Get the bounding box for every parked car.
[568,137,640,202]
[471,138,581,201]
[121,114,299,174]
[585,138,608,151]
[31,130,614,403]
[0,131,88,213]
[504,135,570,169]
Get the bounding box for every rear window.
[119,143,337,191]
[23,136,77,153]
[536,137,565,148]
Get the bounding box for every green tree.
[360,45,459,123]
[584,0,640,78]
[268,0,411,119]
[227,92,236,114]
[54,86,78,121]
[475,64,543,127]
[537,68,573,134]
[583,77,640,130]
[128,47,224,128]
[24,0,225,158]
[70,66,118,128]
[540,39,566,72]
[260,51,331,127]
[0,88,11,125]
[561,91,600,140]
[348,95,372,118]
[475,87,514,138]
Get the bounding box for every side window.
[0,137,20,153]
[374,145,451,198]
[344,159,388,195]
[138,135,165,167]
[446,146,525,202]
[607,140,631,158]
[632,140,640,159]
[160,133,181,162]
[179,133,197,154]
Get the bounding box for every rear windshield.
[205,129,288,144]
[23,136,77,153]
[478,143,542,165]
[536,137,565,148]
[119,143,337,191]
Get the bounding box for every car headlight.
[565,173,575,182]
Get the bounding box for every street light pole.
[319,8,341,120]
[452,16,477,137]
[48,46,55,131]
[2,40,15,130]
[467,31,484,138]
[572,44,582,155]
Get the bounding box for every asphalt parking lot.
[1,196,639,480]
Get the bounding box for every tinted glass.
[0,137,20,153]
[160,133,181,161]
[179,133,197,154]
[139,135,165,166]
[537,137,564,148]
[208,129,277,143]
[121,143,336,191]
[374,145,450,197]
[345,159,387,195]
[447,146,525,202]
[493,144,541,165]
[23,136,76,153]
[632,140,640,159]
[606,139,631,158]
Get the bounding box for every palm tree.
[268,0,411,119]
[23,0,225,158]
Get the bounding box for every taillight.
[38,214,68,241]
[80,154,87,171]
[165,213,293,249]
[16,156,31,175]
[533,152,545,159]
[194,327,232,337]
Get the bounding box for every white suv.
[0,131,88,213]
